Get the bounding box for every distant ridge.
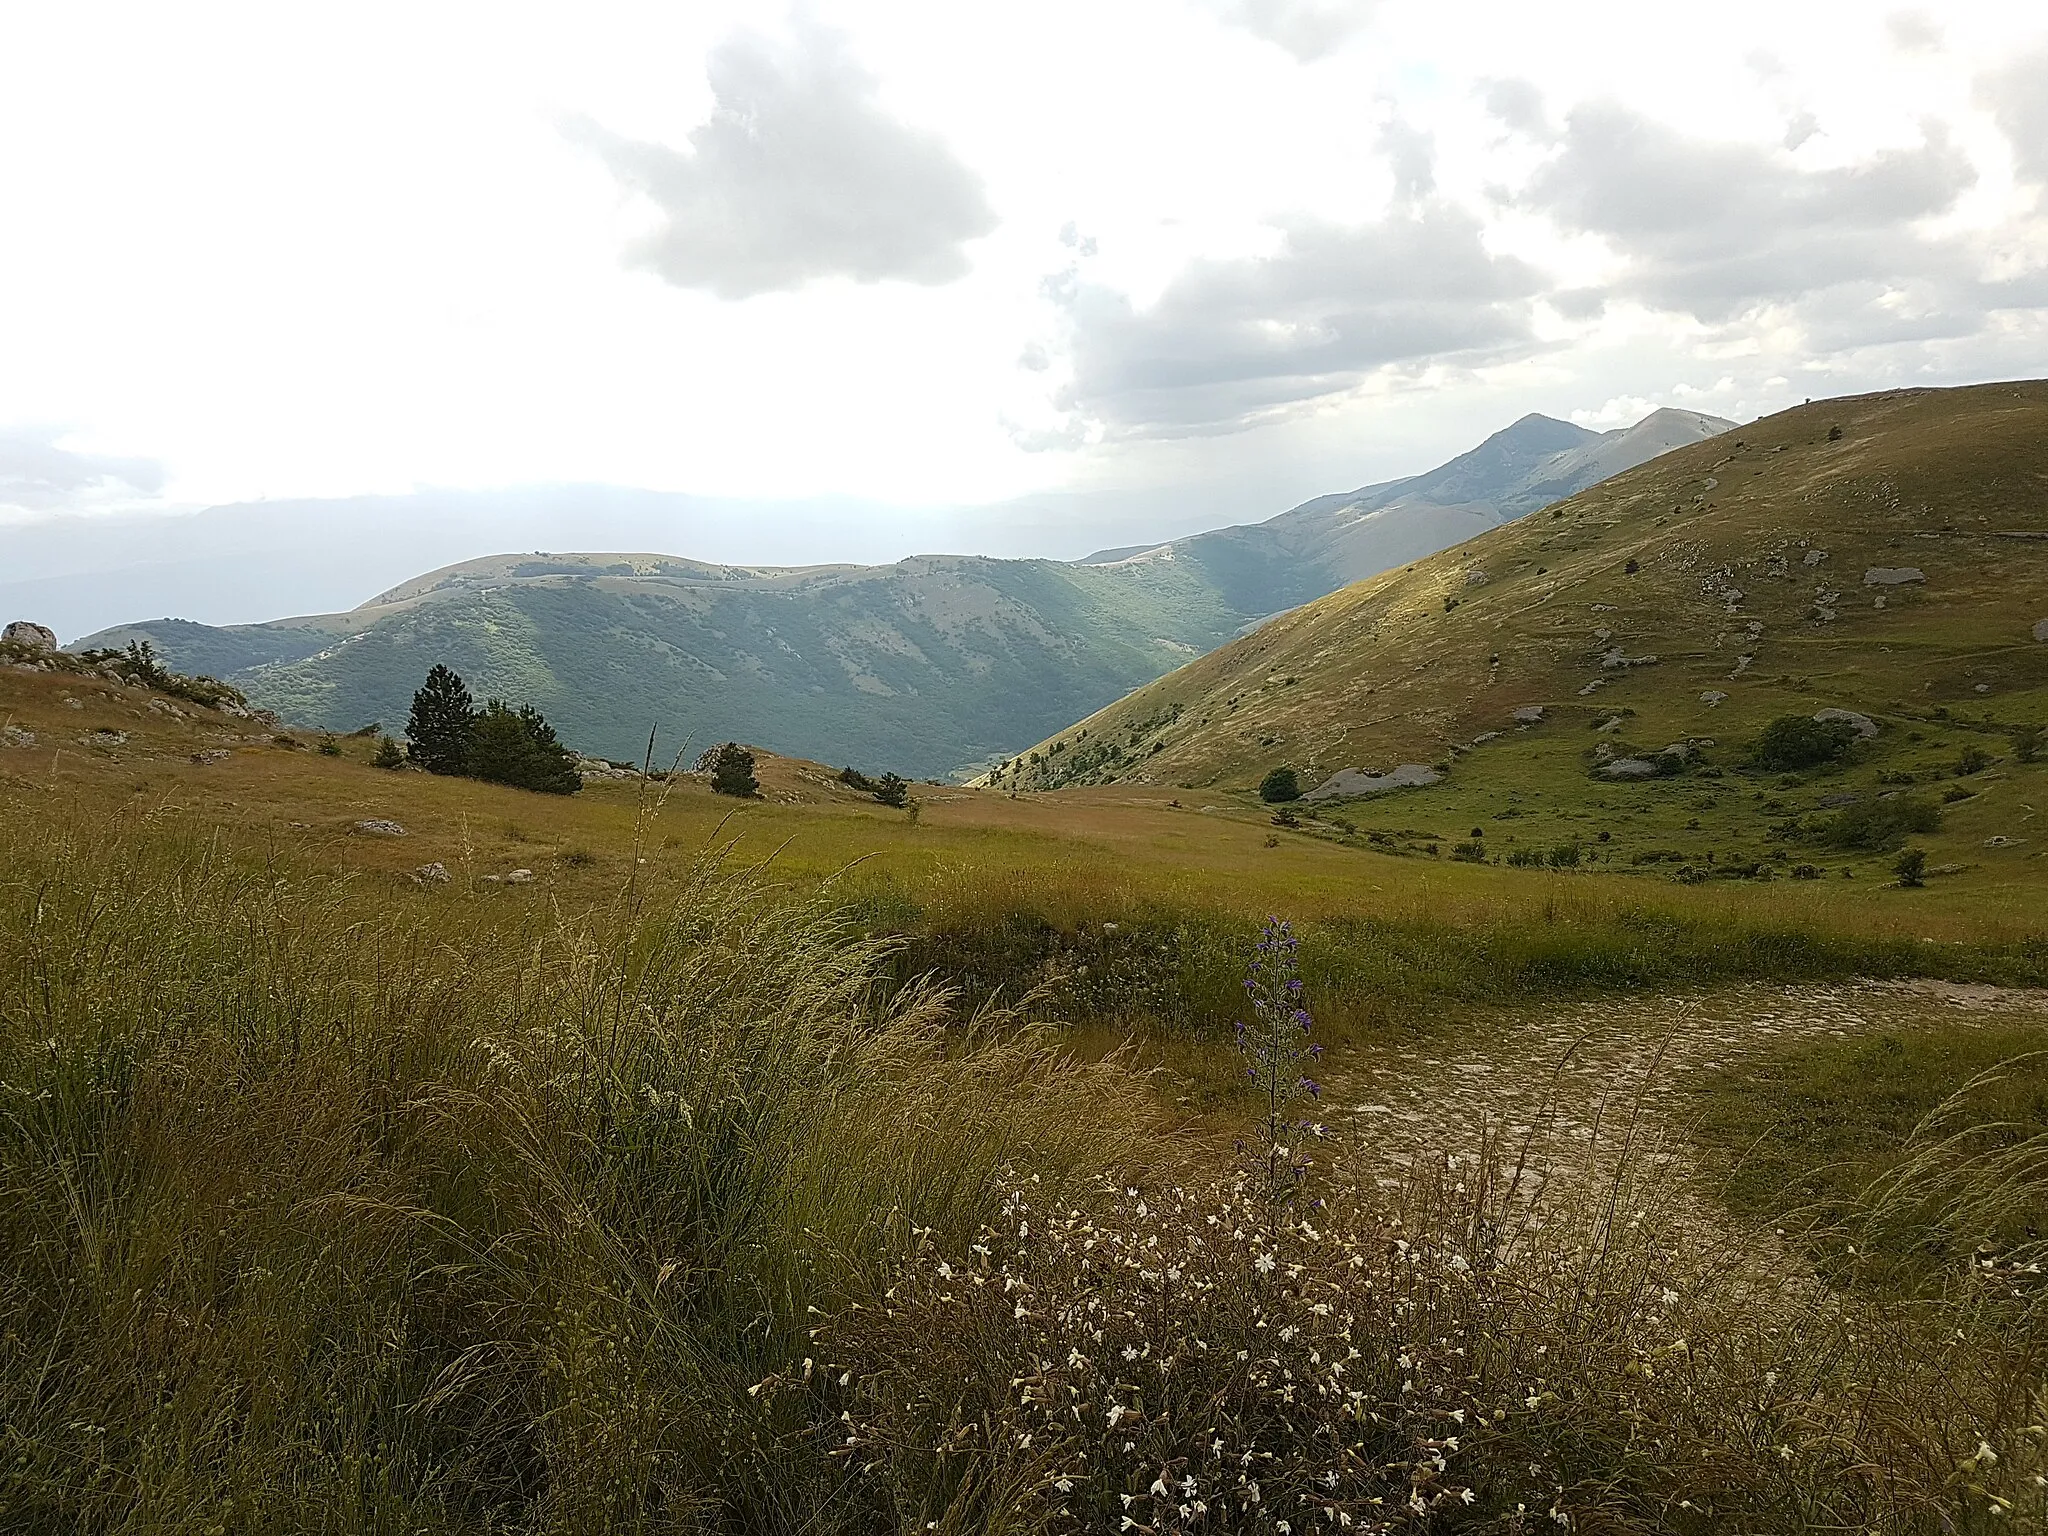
[80,407,1730,777]
[995,382,2048,794]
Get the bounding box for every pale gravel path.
[1326,979,2048,1185]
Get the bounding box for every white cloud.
[0,426,162,515]
[567,18,996,297]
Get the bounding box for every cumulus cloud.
[1045,205,1540,439]
[0,426,162,513]
[1979,48,2048,187]
[1209,0,1378,62]
[567,20,995,298]
[1524,104,1977,320]
[1480,78,1549,138]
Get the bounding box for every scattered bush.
[838,765,878,793]
[1750,714,1859,772]
[1791,863,1822,880]
[2014,726,2042,764]
[1894,846,1929,887]
[1450,841,1486,862]
[1955,744,1993,776]
[470,700,582,795]
[1257,766,1300,803]
[1547,842,1582,868]
[317,734,341,757]
[708,741,759,798]
[372,734,404,770]
[874,772,911,809]
[1810,796,1942,852]
[1506,848,1546,868]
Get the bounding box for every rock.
[1470,731,1500,745]
[1700,690,1728,706]
[189,748,232,764]
[1599,648,1659,670]
[1303,763,1441,801]
[87,729,128,747]
[1984,835,2027,849]
[1463,568,1490,587]
[147,698,185,717]
[1817,793,1861,808]
[504,867,536,884]
[1593,715,1624,733]
[61,696,83,710]
[1802,549,1828,565]
[2034,618,2048,642]
[414,862,452,883]
[2,620,58,652]
[2,725,35,748]
[1928,863,1967,877]
[1600,758,1659,779]
[352,819,407,837]
[1863,567,1925,586]
[1511,705,1545,725]
[1813,708,1878,740]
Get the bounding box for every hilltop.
[75,409,1725,778]
[995,382,2048,882]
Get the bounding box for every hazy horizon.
[4,2,2045,636]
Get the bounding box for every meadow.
[7,658,2048,1530]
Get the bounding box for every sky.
[2,0,2046,628]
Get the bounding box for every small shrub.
[838,765,878,793]
[1894,846,1928,887]
[873,772,910,809]
[317,735,341,757]
[1450,840,1485,862]
[1828,422,1844,440]
[372,735,404,770]
[708,742,758,798]
[2014,726,2042,764]
[1750,714,1859,772]
[1955,744,1993,776]
[1791,863,1821,880]
[1506,848,1545,868]
[1942,785,1974,804]
[1269,806,1300,828]
[1257,766,1300,803]
[470,700,582,795]
[1546,843,1581,868]
[1810,796,1942,852]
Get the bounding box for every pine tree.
[406,665,477,775]
[470,700,582,795]
[372,734,405,770]
[708,742,758,798]
[874,771,910,808]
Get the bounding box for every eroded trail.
[1327,979,2048,1183]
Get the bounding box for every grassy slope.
[998,381,2048,895]
[6,658,2043,1068]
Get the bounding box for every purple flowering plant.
[1235,915,1323,1215]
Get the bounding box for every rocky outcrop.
[1303,763,1441,801]
[1863,567,1925,586]
[1813,708,1879,740]
[2,620,58,652]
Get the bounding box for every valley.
[5,380,2047,1532]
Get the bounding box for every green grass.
[1689,1022,2048,1289]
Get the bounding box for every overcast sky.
[3,1,2045,570]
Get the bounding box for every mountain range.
[996,381,2048,795]
[78,408,1730,777]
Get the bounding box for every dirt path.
[1326,979,2048,1183]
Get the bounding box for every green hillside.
[79,409,1725,778]
[997,381,2048,883]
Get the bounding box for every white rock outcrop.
[1304,763,1441,801]
[2,620,58,651]
[1863,567,1925,586]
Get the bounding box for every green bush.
[708,742,758,798]
[1810,796,1942,851]
[1894,847,1928,887]
[1750,714,1860,772]
[1258,766,1300,803]
[1955,745,1993,776]
[469,700,582,795]
[372,734,404,770]
[874,772,910,809]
